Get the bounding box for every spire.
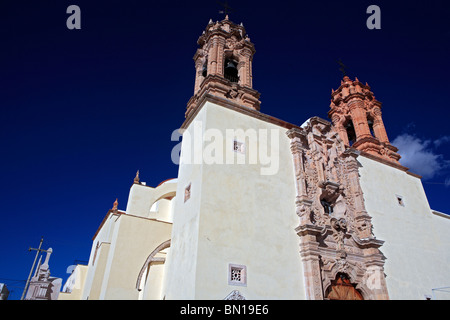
[112,198,118,212]
[134,170,140,184]
[337,59,347,78]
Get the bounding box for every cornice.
[182,93,298,131]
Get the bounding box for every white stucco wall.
[81,180,176,300]
[358,155,450,300]
[95,214,172,300]
[126,185,154,218]
[81,210,119,300]
[126,180,177,221]
[164,101,305,299]
[163,105,206,299]
[58,265,88,300]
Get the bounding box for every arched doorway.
[325,273,363,300]
[136,240,171,300]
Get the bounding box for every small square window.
[184,183,191,203]
[228,264,246,286]
[233,140,245,154]
[396,195,404,207]
[231,268,242,282]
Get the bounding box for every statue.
[25,248,62,300]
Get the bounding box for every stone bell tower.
[328,76,401,164]
[185,15,261,120]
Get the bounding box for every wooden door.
[326,275,363,300]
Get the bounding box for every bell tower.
[328,76,401,164]
[186,15,261,120]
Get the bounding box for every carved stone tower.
[328,76,401,164]
[185,15,261,120]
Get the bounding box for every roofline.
[92,209,172,241]
[431,210,450,219]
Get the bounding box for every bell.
[225,61,236,69]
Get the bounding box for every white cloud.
[392,134,449,180]
[445,177,450,187]
[433,135,450,148]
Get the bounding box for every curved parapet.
[125,178,177,221]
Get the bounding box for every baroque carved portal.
[287,117,389,300]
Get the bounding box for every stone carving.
[287,116,389,300]
[328,76,401,164]
[224,290,246,300]
[134,170,140,184]
[186,16,261,119]
[25,248,62,300]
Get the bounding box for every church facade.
[59,16,450,300]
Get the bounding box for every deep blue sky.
[1,1,449,299]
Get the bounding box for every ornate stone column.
[331,114,349,147]
[238,47,252,87]
[193,50,205,94]
[287,128,313,225]
[347,98,372,140]
[298,236,324,300]
[216,37,226,77]
[208,36,219,75]
[372,106,389,143]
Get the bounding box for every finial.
[240,22,244,27]
[43,248,53,266]
[337,58,347,78]
[218,1,234,18]
[208,18,213,24]
[134,170,140,184]
[112,198,118,211]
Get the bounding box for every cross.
[20,237,52,300]
[337,59,347,77]
[217,1,234,15]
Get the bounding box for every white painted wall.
[126,185,154,218]
[81,180,176,300]
[164,101,305,299]
[58,265,88,300]
[358,155,450,300]
[163,105,207,299]
[126,180,177,221]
